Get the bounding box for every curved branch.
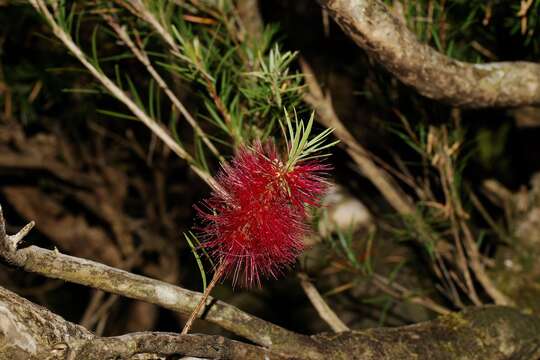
[0,205,325,360]
[0,285,285,359]
[0,284,92,360]
[3,278,540,359]
[3,206,540,359]
[318,0,540,108]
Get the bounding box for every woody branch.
[318,0,540,108]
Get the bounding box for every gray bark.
[319,0,540,108]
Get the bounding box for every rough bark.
[313,306,540,359]
[318,0,540,108]
[0,286,92,360]
[0,205,325,360]
[0,286,282,360]
[2,284,540,359]
[2,206,540,359]
[0,245,323,358]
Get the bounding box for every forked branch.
[0,205,324,359]
[1,205,540,359]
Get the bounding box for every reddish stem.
[181,261,226,334]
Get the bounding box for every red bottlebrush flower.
[197,141,330,287]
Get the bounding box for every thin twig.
[468,188,512,244]
[460,221,513,306]
[301,58,445,252]
[121,1,239,144]
[300,58,464,305]
[86,294,119,331]
[80,290,106,328]
[127,1,179,52]
[300,58,413,216]
[103,14,223,162]
[372,273,450,315]
[432,129,481,306]
[298,273,349,332]
[0,205,322,359]
[28,0,219,191]
[182,261,226,334]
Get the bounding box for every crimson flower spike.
[181,110,338,334]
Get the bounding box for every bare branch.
[102,14,224,163]
[28,0,219,190]
[0,285,284,360]
[314,306,540,359]
[371,273,450,315]
[298,273,349,332]
[72,333,288,359]
[3,280,540,359]
[300,58,413,216]
[0,204,324,359]
[318,0,540,108]
[0,205,33,265]
[301,58,511,306]
[0,205,538,359]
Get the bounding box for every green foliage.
[475,123,511,171]
[323,218,375,276]
[384,0,540,61]
[184,231,215,291]
[24,0,313,172]
[161,7,305,148]
[282,110,338,171]
[183,232,208,290]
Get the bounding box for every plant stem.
[181,261,226,334]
